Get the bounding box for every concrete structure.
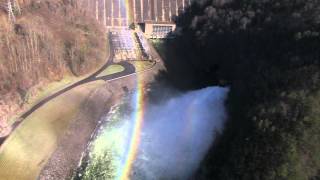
[143,21,176,39]
[81,0,192,27]
[110,29,138,62]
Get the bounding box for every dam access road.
[0,27,165,180]
[0,28,158,144]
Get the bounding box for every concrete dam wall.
[79,0,192,27]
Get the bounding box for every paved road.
[0,32,152,145]
[19,36,136,120]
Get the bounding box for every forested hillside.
[157,0,320,179]
[0,0,106,133]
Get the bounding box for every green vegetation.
[82,153,116,180]
[8,76,79,125]
[74,102,130,180]
[96,65,125,78]
[151,39,166,57]
[0,81,105,180]
[158,0,320,179]
[25,76,78,105]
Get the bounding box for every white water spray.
[78,86,228,179]
[133,86,228,179]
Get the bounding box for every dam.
[79,0,192,27]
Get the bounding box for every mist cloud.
[80,86,228,180]
[131,86,229,179]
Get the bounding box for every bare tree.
[7,0,15,22]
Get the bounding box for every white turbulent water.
[81,86,229,180]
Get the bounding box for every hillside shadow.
[147,2,222,104]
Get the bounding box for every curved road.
[19,37,136,120]
[0,32,152,145]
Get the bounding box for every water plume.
[132,86,228,179]
[78,86,229,180]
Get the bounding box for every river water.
[74,86,229,180]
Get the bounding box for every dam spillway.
[79,0,192,27]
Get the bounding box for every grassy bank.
[0,81,105,179]
[96,65,125,78]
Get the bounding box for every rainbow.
[120,0,132,27]
[118,2,144,179]
[118,72,145,180]
[124,0,131,26]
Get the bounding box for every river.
[73,86,229,180]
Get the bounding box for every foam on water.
[79,86,229,180]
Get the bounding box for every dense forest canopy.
[157,0,320,179]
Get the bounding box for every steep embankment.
[0,0,107,133]
[157,0,320,179]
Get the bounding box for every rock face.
[0,0,107,133]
